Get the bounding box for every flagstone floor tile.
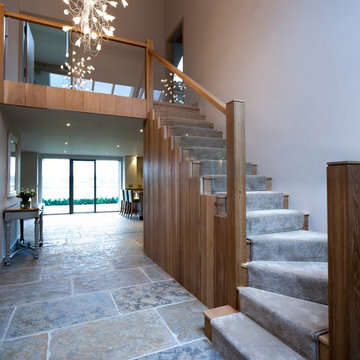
[157,300,208,343]
[0,278,72,307]
[141,264,172,282]
[6,291,118,339]
[0,307,14,339]
[112,280,194,313]
[136,339,223,360]
[72,267,150,294]
[49,310,176,360]
[0,267,42,287]
[0,333,48,360]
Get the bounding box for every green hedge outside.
[43,197,119,206]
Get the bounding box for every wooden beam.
[327,161,360,360]
[0,4,4,103]
[150,50,226,115]
[226,100,246,308]
[4,80,147,118]
[4,10,147,48]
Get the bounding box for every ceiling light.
[140,129,143,133]
[64,150,67,153]
[65,142,68,145]
[62,0,129,56]
[66,123,71,127]
[117,145,120,148]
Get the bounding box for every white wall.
[21,151,38,201]
[0,110,21,259]
[124,155,143,188]
[164,0,360,232]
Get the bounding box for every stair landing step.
[212,312,306,360]
[239,287,328,360]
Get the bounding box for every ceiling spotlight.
[64,150,67,153]
[66,123,71,127]
[116,145,120,148]
[140,129,143,133]
[65,142,68,145]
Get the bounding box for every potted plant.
[16,188,36,209]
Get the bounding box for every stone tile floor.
[0,213,222,360]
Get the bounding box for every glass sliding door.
[96,160,120,212]
[42,159,70,214]
[71,160,95,213]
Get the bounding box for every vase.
[21,198,31,209]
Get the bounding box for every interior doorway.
[167,22,185,104]
[41,158,121,215]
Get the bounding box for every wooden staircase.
[144,102,329,359]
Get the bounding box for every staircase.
[145,103,329,360]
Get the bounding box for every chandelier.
[60,51,95,91]
[62,0,129,56]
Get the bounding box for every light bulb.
[62,25,72,32]
[73,17,81,25]
[64,9,69,15]
[109,1,118,7]
[75,38,81,47]
[90,32,97,40]
[121,0,128,8]
[63,0,69,4]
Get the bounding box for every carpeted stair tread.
[161,117,213,128]
[246,191,284,211]
[182,147,227,161]
[212,312,305,360]
[168,126,222,138]
[246,261,328,305]
[249,230,328,261]
[246,209,305,236]
[180,135,226,148]
[198,160,252,176]
[239,287,328,360]
[203,175,267,193]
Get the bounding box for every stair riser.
[178,137,226,149]
[182,148,227,161]
[216,193,289,217]
[202,176,268,194]
[161,118,213,129]
[155,110,205,120]
[246,211,305,236]
[246,192,284,211]
[246,266,328,305]
[167,127,223,139]
[250,239,328,262]
[192,161,252,177]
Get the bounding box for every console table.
[3,203,44,266]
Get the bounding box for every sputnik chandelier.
[161,73,187,104]
[61,51,95,91]
[62,0,129,56]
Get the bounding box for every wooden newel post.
[226,100,246,308]
[145,39,154,114]
[327,161,360,360]
[0,3,5,103]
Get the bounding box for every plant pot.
[21,198,31,209]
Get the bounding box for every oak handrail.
[149,49,227,115]
[4,10,147,49]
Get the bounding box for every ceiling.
[1,105,144,157]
